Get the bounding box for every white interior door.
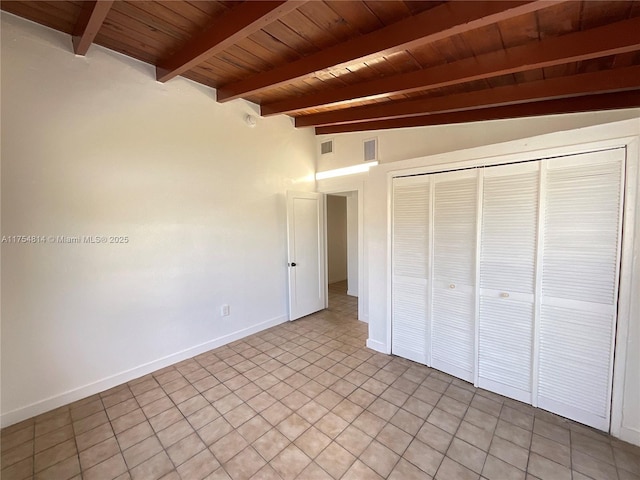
[286,191,326,320]
[431,170,478,382]
[391,176,431,364]
[478,162,539,403]
[536,150,625,430]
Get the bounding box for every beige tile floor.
[2,282,639,480]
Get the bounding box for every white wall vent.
[364,138,378,162]
[320,139,334,155]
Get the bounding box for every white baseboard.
[347,290,358,297]
[366,338,390,354]
[617,425,640,447]
[1,315,287,428]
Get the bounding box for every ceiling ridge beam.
[296,65,640,128]
[315,91,640,134]
[72,0,114,56]
[262,17,640,116]
[216,0,561,103]
[156,1,305,83]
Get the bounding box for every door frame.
[316,177,366,322]
[385,134,639,439]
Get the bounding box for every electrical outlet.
[221,304,230,316]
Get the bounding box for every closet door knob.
[500,292,509,298]
[449,284,456,289]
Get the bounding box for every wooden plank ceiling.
[3,0,640,134]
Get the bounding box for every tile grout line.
[3,297,639,480]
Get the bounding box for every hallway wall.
[327,195,348,284]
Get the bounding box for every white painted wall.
[316,108,640,173]
[346,193,358,297]
[358,119,640,445]
[0,14,316,426]
[326,195,348,284]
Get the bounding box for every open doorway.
[326,192,358,320]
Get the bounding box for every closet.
[391,148,625,431]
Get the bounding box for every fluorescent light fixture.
[315,161,378,180]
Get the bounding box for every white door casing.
[286,191,326,320]
[316,178,366,322]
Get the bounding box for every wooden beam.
[296,66,640,128]
[156,1,305,83]
[217,0,560,102]
[262,17,640,116]
[315,92,640,134]
[72,0,113,55]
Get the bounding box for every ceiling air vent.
[320,139,334,155]
[364,138,378,162]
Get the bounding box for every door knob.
[449,284,456,289]
[500,292,509,298]
[290,262,297,267]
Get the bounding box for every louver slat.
[542,160,622,305]
[537,150,624,430]
[478,167,539,402]
[391,177,430,364]
[538,306,616,425]
[431,172,477,381]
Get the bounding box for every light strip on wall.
[315,161,378,180]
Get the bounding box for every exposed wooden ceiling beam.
[262,17,640,117]
[315,92,640,134]
[217,0,560,103]
[156,1,305,83]
[296,66,640,128]
[72,0,113,55]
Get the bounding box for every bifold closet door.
[478,163,539,403]
[391,176,430,364]
[431,170,478,382]
[537,149,625,430]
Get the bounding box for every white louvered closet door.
[391,176,430,364]
[478,163,539,403]
[537,149,625,431]
[431,170,478,382]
